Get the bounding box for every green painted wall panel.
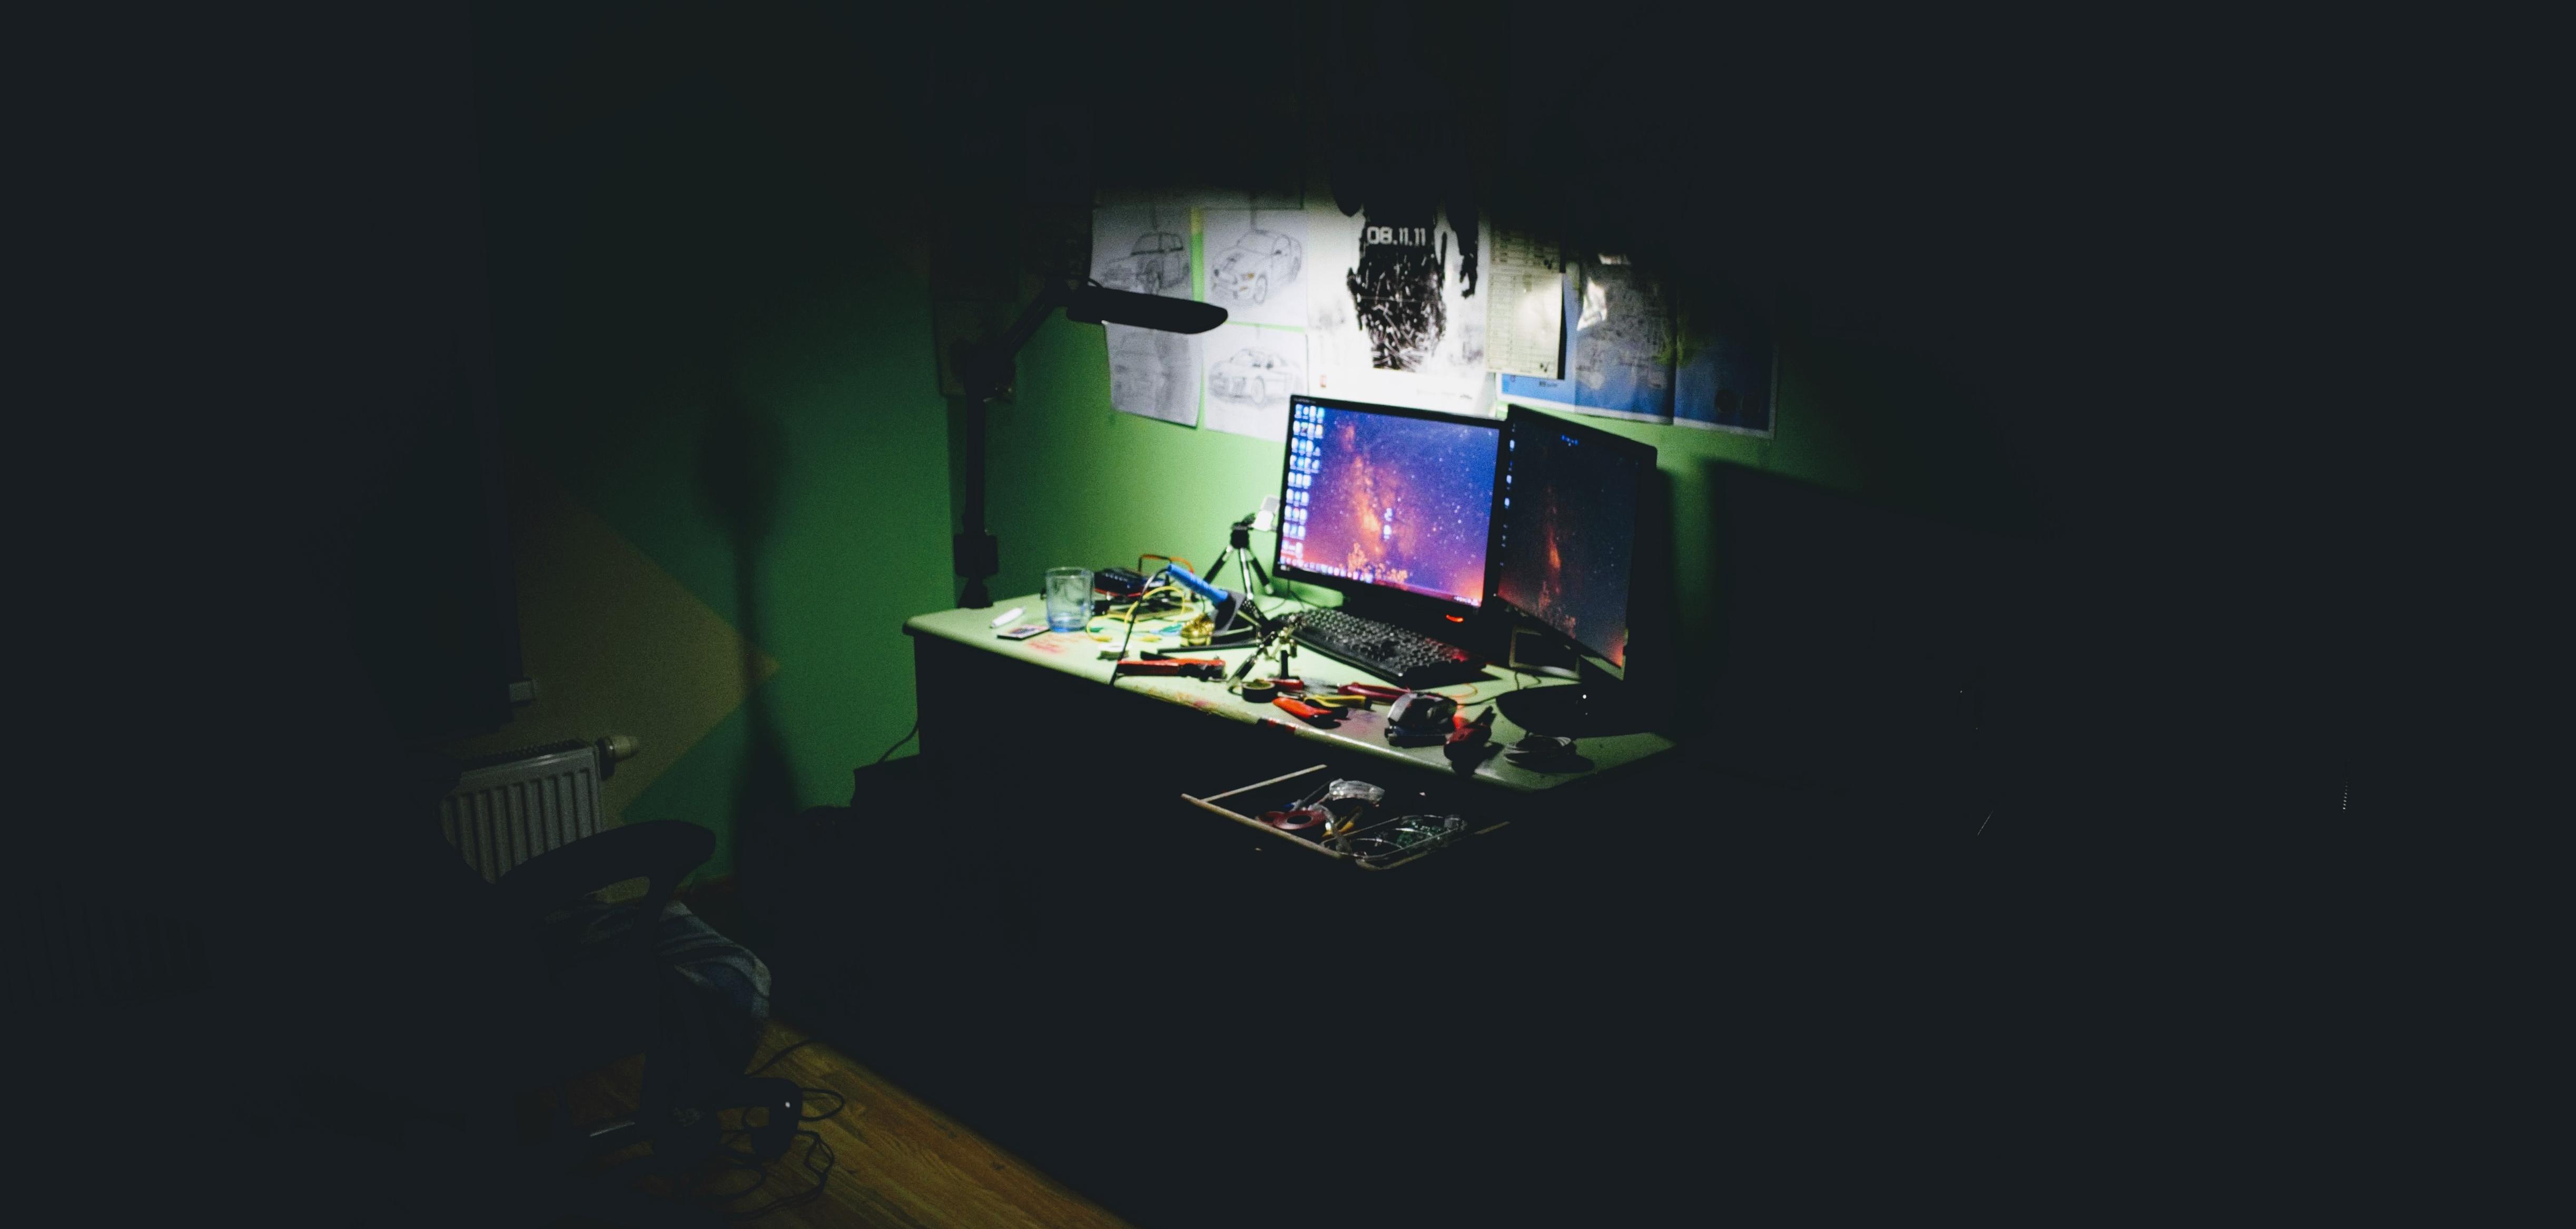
[477,73,952,879]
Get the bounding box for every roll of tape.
[1261,807,1329,832]
[1240,680,1277,704]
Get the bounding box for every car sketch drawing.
[1109,327,1197,423]
[1098,230,1190,295]
[1209,229,1302,304]
[1111,332,1163,405]
[1206,347,1301,407]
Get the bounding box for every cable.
[747,1038,820,1076]
[726,1128,836,1221]
[1107,576,1154,689]
[798,1089,845,1120]
[1084,585,1189,641]
[871,722,919,765]
[683,1079,850,1222]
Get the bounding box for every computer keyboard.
[1291,607,1488,689]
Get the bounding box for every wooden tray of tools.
[1181,764,1502,871]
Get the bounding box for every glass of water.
[1043,567,1093,632]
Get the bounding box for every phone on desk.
[996,623,1049,640]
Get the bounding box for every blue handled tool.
[1162,563,1244,632]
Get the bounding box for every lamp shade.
[1065,284,1228,333]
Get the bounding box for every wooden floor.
[557,1016,1135,1229]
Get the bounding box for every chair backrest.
[495,820,715,951]
[488,821,717,1088]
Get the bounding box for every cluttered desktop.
[904,394,1674,870]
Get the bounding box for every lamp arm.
[959,278,1077,405]
[948,277,1212,607]
[951,278,1077,608]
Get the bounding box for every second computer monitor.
[1491,405,1655,670]
[1276,395,1503,611]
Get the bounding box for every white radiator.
[440,740,618,882]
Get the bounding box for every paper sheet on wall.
[1090,204,1197,300]
[1566,259,1672,421]
[1198,323,1307,441]
[1093,203,1203,425]
[1200,209,1307,328]
[1482,227,1563,379]
[1496,255,1672,422]
[1304,204,1492,417]
[1106,323,1201,425]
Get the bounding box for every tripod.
[1203,512,1273,635]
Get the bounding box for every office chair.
[486,819,801,1227]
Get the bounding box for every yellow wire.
[1087,585,1190,641]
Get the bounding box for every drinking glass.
[1043,567,1093,632]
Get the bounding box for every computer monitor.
[1489,405,1658,734]
[1275,395,1505,616]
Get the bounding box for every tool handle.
[1272,696,1337,724]
[1164,563,1228,604]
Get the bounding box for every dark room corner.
[17,1,2494,1223]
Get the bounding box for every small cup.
[1043,567,1093,632]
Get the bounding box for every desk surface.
[905,596,1675,792]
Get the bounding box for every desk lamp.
[950,281,1226,607]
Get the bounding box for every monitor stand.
[1494,658,1649,739]
[1331,586,1458,642]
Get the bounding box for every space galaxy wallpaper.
[1493,417,1643,666]
[1277,401,1497,606]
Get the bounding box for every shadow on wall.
[696,371,797,869]
[1628,297,2070,828]
[1686,460,2038,828]
[1782,323,2061,542]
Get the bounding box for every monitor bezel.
[1273,394,1508,616]
[1487,403,1660,672]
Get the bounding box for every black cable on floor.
[677,1076,848,1222]
[748,1037,818,1076]
[798,1089,845,1120]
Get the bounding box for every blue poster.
[1674,295,1774,436]
[1501,259,1776,437]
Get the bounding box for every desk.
[850,601,1721,1226]
[903,594,1675,799]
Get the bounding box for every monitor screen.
[1276,396,1501,609]
[1491,406,1653,668]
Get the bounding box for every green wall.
[462,25,953,878]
